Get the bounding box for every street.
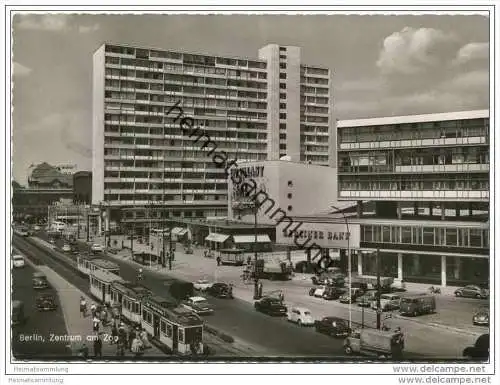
[11,259,71,359]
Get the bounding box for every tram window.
[160,321,166,334]
[178,328,184,343]
[166,324,173,338]
[142,309,148,322]
[185,326,202,344]
[133,302,139,313]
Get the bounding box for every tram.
[141,295,204,356]
[89,269,124,305]
[77,254,120,277]
[110,281,152,325]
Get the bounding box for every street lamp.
[330,205,351,330]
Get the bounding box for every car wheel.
[455,292,462,297]
[297,319,302,327]
[378,354,387,359]
[344,345,353,355]
[309,289,315,296]
[475,294,481,299]
[412,311,418,317]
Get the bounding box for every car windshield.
[193,299,208,305]
[303,311,311,316]
[269,300,281,306]
[13,256,23,260]
[401,298,418,304]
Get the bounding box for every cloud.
[448,70,489,90]
[453,42,489,65]
[376,27,458,75]
[336,78,385,92]
[13,62,32,77]
[78,24,100,33]
[17,14,70,31]
[15,14,99,34]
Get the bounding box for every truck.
[343,329,404,359]
[251,258,292,281]
[164,278,194,303]
[399,293,436,316]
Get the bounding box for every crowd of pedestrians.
[78,296,151,359]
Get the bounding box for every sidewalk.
[37,265,166,359]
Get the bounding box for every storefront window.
[446,228,457,247]
[436,228,445,246]
[469,229,482,247]
[458,228,468,247]
[392,226,400,243]
[363,225,373,242]
[412,227,422,244]
[401,227,411,243]
[382,226,391,242]
[423,227,434,245]
[166,324,173,338]
[373,226,381,242]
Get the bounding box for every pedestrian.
[100,307,108,326]
[139,328,150,349]
[78,343,89,359]
[258,281,263,298]
[131,336,144,357]
[216,256,221,266]
[79,296,87,318]
[90,303,97,318]
[128,327,137,351]
[116,335,126,357]
[92,316,100,333]
[279,291,284,304]
[111,323,118,345]
[247,256,252,266]
[93,334,103,359]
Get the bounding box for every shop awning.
[205,233,230,243]
[233,235,271,243]
[171,227,188,236]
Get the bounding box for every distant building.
[73,171,92,204]
[28,162,73,189]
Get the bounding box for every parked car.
[90,243,104,253]
[62,244,72,253]
[181,296,214,315]
[463,334,489,360]
[287,307,314,326]
[36,293,58,311]
[33,225,41,231]
[399,294,436,316]
[472,307,489,326]
[339,288,362,304]
[206,283,234,299]
[454,285,489,299]
[390,280,407,292]
[294,261,319,274]
[322,286,346,300]
[12,255,25,269]
[314,316,350,338]
[357,291,378,307]
[12,300,26,326]
[371,293,401,311]
[254,297,287,316]
[193,279,213,291]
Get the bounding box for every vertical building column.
[441,202,446,220]
[357,252,363,276]
[454,257,461,280]
[428,203,433,217]
[357,200,363,218]
[397,202,402,219]
[441,255,447,287]
[97,215,102,236]
[397,253,403,281]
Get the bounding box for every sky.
[11,13,489,185]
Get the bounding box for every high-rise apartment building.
[336,110,489,286]
[92,43,335,234]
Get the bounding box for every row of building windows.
[105,170,226,179]
[300,115,329,123]
[107,193,228,202]
[301,125,329,133]
[105,182,228,190]
[301,106,329,114]
[300,76,329,85]
[104,138,267,152]
[339,119,488,143]
[104,111,267,124]
[301,66,329,76]
[105,47,267,70]
[361,224,489,249]
[339,177,489,191]
[301,96,329,105]
[300,86,329,94]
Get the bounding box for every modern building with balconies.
[92,43,335,236]
[334,109,489,286]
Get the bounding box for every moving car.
[454,285,489,299]
[287,307,314,326]
[62,244,72,253]
[371,293,401,311]
[33,225,41,231]
[32,272,49,289]
[206,283,234,299]
[181,296,214,315]
[36,293,58,311]
[12,300,26,326]
[344,329,404,359]
[193,279,213,291]
[12,255,26,268]
[254,297,287,316]
[314,316,350,338]
[399,294,436,316]
[90,243,104,253]
[472,307,489,326]
[463,334,489,360]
